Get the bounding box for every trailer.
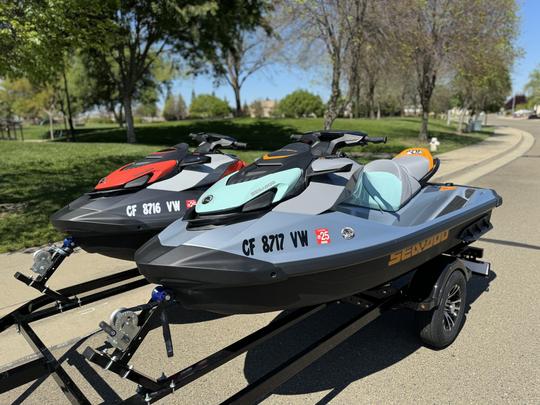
[0,240,489,404]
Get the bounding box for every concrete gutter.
[434,126,535,184]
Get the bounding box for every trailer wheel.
[416,269,467,349]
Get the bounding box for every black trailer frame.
[0,250,487,404]
[0,237,148,404]
[83,285,401,405]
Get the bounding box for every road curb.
[434,126,535,184]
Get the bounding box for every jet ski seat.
[347,148,438,212]
[392,147,437,182]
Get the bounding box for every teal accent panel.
[196,168,303,214]
[352,171,403,211]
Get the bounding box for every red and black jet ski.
[51,133,246,260]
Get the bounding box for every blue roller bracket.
[63,236,76,249]
[151,285,173,303]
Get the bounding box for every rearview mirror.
[179,155,211,167]
[306,158,352,178]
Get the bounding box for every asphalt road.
[1,117,539,404]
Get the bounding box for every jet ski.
[51,133,246,260]
[135,130,501,314]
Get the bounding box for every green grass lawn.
[0,117,489,253]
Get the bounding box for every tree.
[1,1,113,140]
[210,21,282,116]
[284,1,369,129]
[77,1,268,143]
[525,66,540,108]
[382,0,518,141]
[189,94,230,118]
[0,1,110,81]
[278,90,324,118]
[163,93,187,121]
[136,85,160,118]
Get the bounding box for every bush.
[189,94,230,118]
[278,90,324,118]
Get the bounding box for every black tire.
[416,269,467,349]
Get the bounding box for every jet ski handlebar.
[190,132,246,153]
[364,136,387,144]
[291,131,387,155]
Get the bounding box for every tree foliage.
[278,90,324,118]
[163,93,187,121]
[525,66,540,108]
[189,94,230,118]
[381,0,518,140]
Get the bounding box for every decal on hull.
[388,229,449,266]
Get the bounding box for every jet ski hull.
[51,188,204,260]
[136,185,499,314]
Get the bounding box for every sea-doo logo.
[202,195,213,204]
[250,181,276,197]
[388,229,450,266]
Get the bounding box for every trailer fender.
[405,255,471,311]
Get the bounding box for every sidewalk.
[433,125,534,184]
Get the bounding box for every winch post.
[14,237,77,302]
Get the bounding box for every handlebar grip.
[234,142,247,149]
[366,136,387,144]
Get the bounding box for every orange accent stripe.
[262,153,292,160]
[439,186,457,191]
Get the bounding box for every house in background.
[249,99,278,118]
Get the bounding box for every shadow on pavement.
[9,272,494,403]
[8,306,226,404]
[242,271,496,403]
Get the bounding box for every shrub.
[278,90,324,118]
[189,94,230,118]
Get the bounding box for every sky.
[512,0,540,94]
[171,0,540,107]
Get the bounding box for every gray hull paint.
[51,154,235,260]
[136,183,500,313]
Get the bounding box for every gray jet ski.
[51,133,246,260]
[135,131,501,314]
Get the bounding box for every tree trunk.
[62,70,75,141]
[118,104,124,128]
[420,110,429,142]
[48,112,54,140]
[457,104,469,134]
[417,64,436,142]
[376,102,381,120]
[323,54,342,130]
[368,82,376,119]
[123,95,136,143]
[233,84,242,117]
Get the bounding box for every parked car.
[513,109,534,118]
